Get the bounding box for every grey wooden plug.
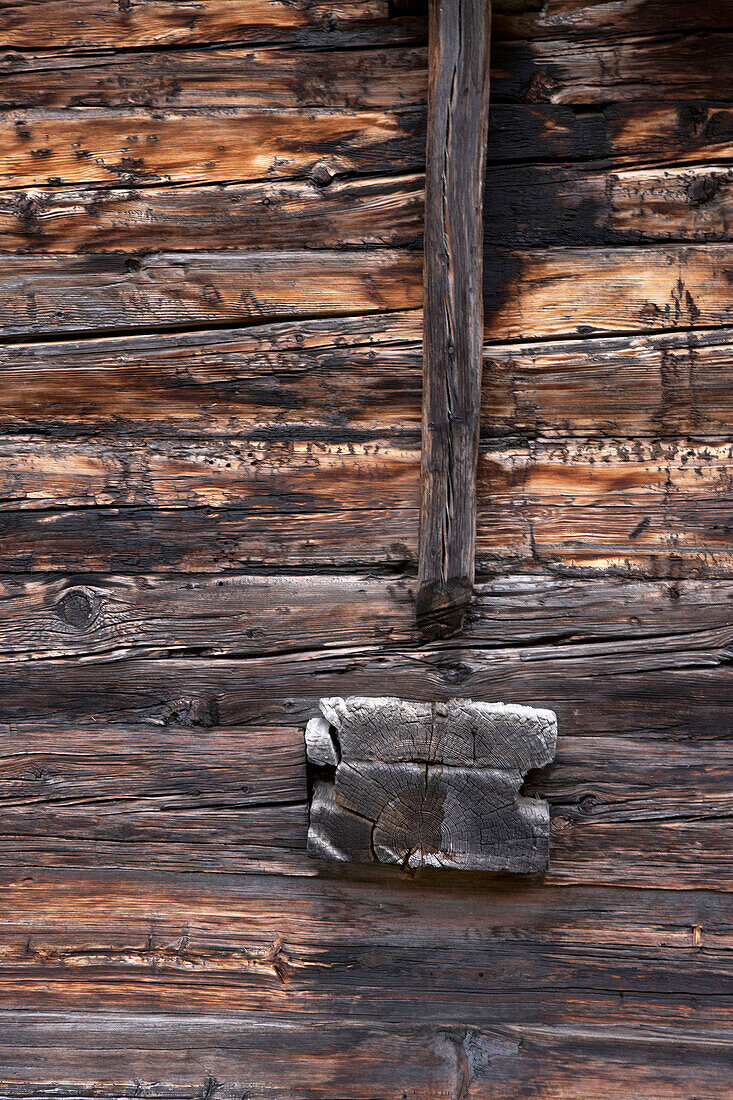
[306,697,557,872]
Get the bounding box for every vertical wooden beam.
[417,0,492,639]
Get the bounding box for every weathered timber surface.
[0,313,423,437]
[417,0,491,638]
[0,715,731,887]
[493,0,733,42]
[0,250,422,337]
[0,107,425,190]
[490,32,733,105]
[485,163,733,247]
[4,0,733,1092]
[1,1013,731,1100]
[0,0,426,49]
[0,45,428,110]
[307,697,556,871]
[1,571,733,662]
[0,160,730,255]
[482,327,733,439]
[485,100,733,167]
[0,437,732,575]
[483,244,733,342]
[0,245,728,340]
[2,323,733,441]
[0,176,424,253]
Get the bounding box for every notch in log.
[306,697,557,873]
[417,0,492,639]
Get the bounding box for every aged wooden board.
[0,1013,730,1100]
[0,106,425,190]
[0,175,424,253]
[307,697,556,871]
[1,244,728,340]
[0,571,732,661]
[0,249,422,337]
[2,322,733,441]
[417,0,491,636]
[0,0,424,49]
[0,437,732,575]
[0,45,428,110]
[0,714,731,886]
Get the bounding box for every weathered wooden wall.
[0,0,731,1095]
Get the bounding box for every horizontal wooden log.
[0,644,728,743]
[0,714,730,888]
[0,107,425,189]
[2,323,733,441]
[0,244,728,341]
[0,0,425,49]
[1,102,726,196]
[0,437,419,512]
[0,312,423,436]
[0,437,731,575]
[0,45,428,110]
[491,31,733,105]
[486,100,733,168]
[484,244,733,342]
[485,163,733,247]
[0,249,422,337]
[19,153,718,266]
[1,1014,730,1099]
[0,175,423,253]
[0,161,727,259]
[4,30,732,114]
[482,327,733,439]
[2,868,729,952]
[0,572,732,662]
[493,0,733,42]
[0,100,726,196]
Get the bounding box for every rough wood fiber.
[3,323,733,441]
[307,697,556,871]
[0,107,425,189]
[418,0,491,637]
[4,0,733,1094]
[0,0,422,49]
[0,45,429,110]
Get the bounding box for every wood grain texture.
[493,0,733,42]
[0,244,728,341]
[0,715,730,888]
[0,250,422,337]
[0,312,423,437]
[0,175,424,253]
[0,45,428,110]
[0,0,424,49]
[486,100,733,168]
[491,31,733,105]
[0,1012,730,1100]
[2,1,733,1093]
[0,437,731,575]
[1,571,732,661]
[418,0,491,637]
[0,107,425,190]
[485,163,733,247]
[3,323,733,441]
[308,697,556,871]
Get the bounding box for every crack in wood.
[306,696,556,871]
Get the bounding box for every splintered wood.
[306,697,557,872]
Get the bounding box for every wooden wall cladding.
[1,0,732,1096]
